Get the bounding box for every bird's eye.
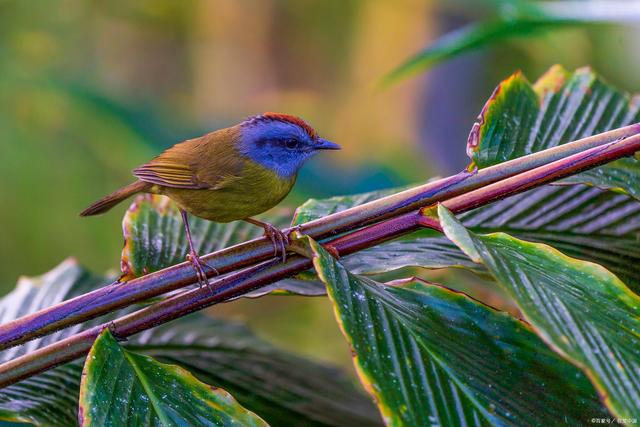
[285,139,299,149]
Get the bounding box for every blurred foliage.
[0,0,428,292]
[384,0,640,86]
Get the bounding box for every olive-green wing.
[133,130,244,190]
[134,161,205,189]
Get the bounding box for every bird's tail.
[80,180,151,216]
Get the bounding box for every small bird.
[81,112,340,286]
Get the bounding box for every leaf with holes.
[79,329,268,426]
[467,65,640,199]
[0,260,381,427]
[121,194,325,296]
[439,204,640,419]
[308,237,608,426]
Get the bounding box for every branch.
[1,124,637,354]
[0,130,638,388]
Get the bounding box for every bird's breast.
[161,160,296,222]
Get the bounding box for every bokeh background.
[1,0,639,369]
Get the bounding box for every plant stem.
[1,132,638,388]
[0,124,637,353]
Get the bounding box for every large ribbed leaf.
[0,259,111,363]
[292,186,410,225]
[80,329,267,427]
[0,363,81,426]
[343,231,482,275]
[467,65,640,199]
[131,317,381,427]
[293,184,481,274]
[308,237,608,426]
[121,194,325,297]
[120,195,275,278]
[295,184,640,290]
[439,205,640,419]
[0,260,115,426]
[459,183,640,289]
[0,260,381,427]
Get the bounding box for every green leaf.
[120,194,284,278]
[343,232,482,275]
[439,204,640,419]
[308,237,608,426]
[0,259,109,360]
[467,65,640,199]
[0,260,111,426]
[382,19,576,87]
[0,363,81,426]
[382,0,635,86]
[293,184,483,275]
[458,183,640,289]
[80,329,268,427]
[132,317,382,427]
[292,185,411,226]
[121,194,325,297]
[295,184,640,290]
[0,260,381,427]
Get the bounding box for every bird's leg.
[180,209,217,290]
[244,217,289,262]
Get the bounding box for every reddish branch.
[1,124,637,352]
[0,127,639,387]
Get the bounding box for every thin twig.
[1,132,638,388]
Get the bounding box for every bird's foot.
[186,251,218,291]
[245,218,302,262]
[261,223,291,263]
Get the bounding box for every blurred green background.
[1,0,638,368]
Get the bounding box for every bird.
[80,112,340,287]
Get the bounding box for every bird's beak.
[315,138,341,150]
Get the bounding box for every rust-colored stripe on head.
[246,112,318,140]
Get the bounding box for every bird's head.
[238,112,340,178]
